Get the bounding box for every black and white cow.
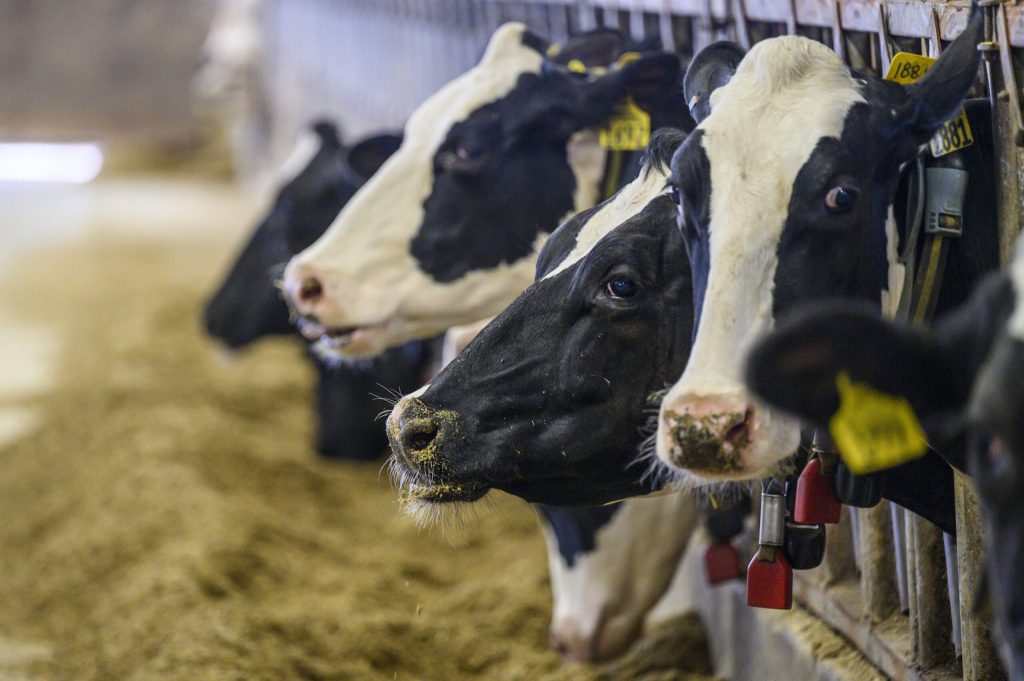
[203,121,428,460]
[540,492,698,662]
[744,240,1024,680]
[384,131,702,659]
[387,131,692,507]
[281,23,690,359]
[655,11,995,487]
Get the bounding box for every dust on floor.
[0,179,716,681]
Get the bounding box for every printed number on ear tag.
[599,97,651,151]
[885,52,974,158]
[828,372,929,474]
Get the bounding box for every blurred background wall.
[0,0,216,143]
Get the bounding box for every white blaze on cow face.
[542,493,697,662]
[282,24,558,359]
[658,37,864,479]
[542,164,671,281]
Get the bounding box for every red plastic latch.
[746,549,793,610]
[704,543,741,584]
[794,458,842,525]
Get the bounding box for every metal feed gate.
[260,1,1023,679]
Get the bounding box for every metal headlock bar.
[261,1,1024,678]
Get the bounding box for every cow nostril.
[409,429,436,451]
[401,421,439,458]
[724,409,752,448]
[299,276,323,303]
[550,634,571,658]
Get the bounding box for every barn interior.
[1,2,1020,681]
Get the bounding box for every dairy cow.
[384,131,701,659]
[540,492,698,661]
[744,240,1024,680]
[388,131,692,507]
[204,122,428,460]
[655,12,995,490]
[281,23,690,359]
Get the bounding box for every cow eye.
[668,185,681,205]
[437,142,488,175]
[606,275,637,298]
[825,186,858,213]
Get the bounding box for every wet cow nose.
[298,276,322,303]
[283,264,327,316]
[388,397,447,468]
[661,397,755,471]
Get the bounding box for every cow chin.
[654,405,800,483]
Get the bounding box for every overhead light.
[0,143,104,184]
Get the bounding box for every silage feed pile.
[0,182,717,681]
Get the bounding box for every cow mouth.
[297,317,388,352]
[398,481,488,504]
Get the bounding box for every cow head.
[282,23,687,359]
[203,122,399,348]
[540,493,697,662]
[385,132,692,508]
[656,13,983,481]
[744,240,1024,678]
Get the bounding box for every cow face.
[744,240,1024,678]
[657,14,983,481]
[385,133,693,509]
[282,23,685,360]
[540,492,697,662]
[204,123,401,348]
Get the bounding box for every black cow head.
[745,240,1024,678]
[385,131,693,507]
[656,12,985,482]
[202,122,417,461]
[282,23,689,360]
[203,122,401,347]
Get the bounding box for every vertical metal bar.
[890,504,909,613]
[849,502,861,570]
[943,533,962,659]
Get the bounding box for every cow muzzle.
[549,608,640,663]
[386,396,487,506]
[656,393,759,478]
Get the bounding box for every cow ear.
[481,23,546,65]
[579,52,683,123]
[744,302,960,427]
[902,10,982,142]
[345,133,402,184]
[683,42,745,123]
[548,29,628,69]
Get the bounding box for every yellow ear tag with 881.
[885,52,974,158]
[599,97,651,151]
[828,372,929,474]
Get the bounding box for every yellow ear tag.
[599,97,651,151]
[566,58,587,74]
[828,371,929,474]
[884,52,974,158]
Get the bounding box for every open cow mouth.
[296,316,388,352]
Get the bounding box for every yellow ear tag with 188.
[599,97,651,151]
[885,52,974,158]
[828,371,929,474]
